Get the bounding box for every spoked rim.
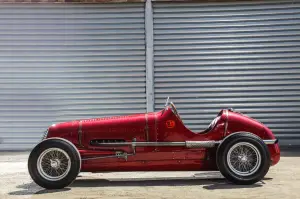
[37,148,71,181]
[227,142,261,176]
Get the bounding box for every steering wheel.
[170,102,182,122]
[164,96,170,108]
[161,97,182,121]
[161,97,170,115]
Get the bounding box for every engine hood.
[45,112,154,147]
[80,113,149,142]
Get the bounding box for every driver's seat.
[195,116,220,134]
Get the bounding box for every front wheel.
[217,133,270,185]
[28,138,81,189]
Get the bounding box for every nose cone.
[47,120,79,143]
[50,120,79,131]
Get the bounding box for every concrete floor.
[0,152,299,199]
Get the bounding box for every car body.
[28,97,280,189]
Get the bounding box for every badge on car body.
[166,120,175,128]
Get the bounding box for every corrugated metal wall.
[0,4,146,150]
[1,0,300,150]
[153,0,300,146]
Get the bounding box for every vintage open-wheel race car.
[28,97,280,189]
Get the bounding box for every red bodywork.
[46,106,280,172]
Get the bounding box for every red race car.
[28,97,280,189]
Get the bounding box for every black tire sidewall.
[217,133,270,184]
[28,139,81,189]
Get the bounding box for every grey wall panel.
[0,4,146,150]
[153,0,300,146]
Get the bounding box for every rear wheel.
[217,133,270,185]
[28,138,81,189]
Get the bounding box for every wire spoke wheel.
[227,142,261,177]
[29,139,81,189]
[217,133,270,185]
[37,148,71,181]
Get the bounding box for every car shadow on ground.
[8,174,272,196]
[71,178,266,190]
[8,184,70,196]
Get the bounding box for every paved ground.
[0,152,299,199]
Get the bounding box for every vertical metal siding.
[0,4,146,150]
[153,0,300,146]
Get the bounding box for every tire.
[216,133,270,185]
[28,138,81,189]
